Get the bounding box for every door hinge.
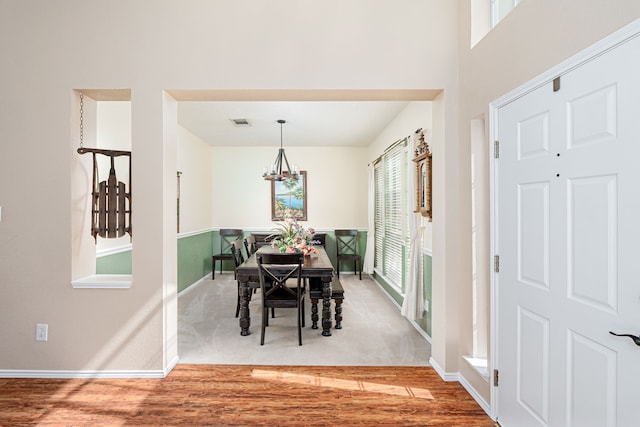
[494,140,500,159]
[494,255,500,273]
[553,76,561,92]
[493,369,499,387]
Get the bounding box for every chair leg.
[261,304,267,345]
[235,283,240,318]
[297,304,303,346]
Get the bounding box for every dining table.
[235,245,337,337]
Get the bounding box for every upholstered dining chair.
[211,229,243,280]
[257,252,305,346]
[335,229,362,280]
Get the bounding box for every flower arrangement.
[269,209,319,256]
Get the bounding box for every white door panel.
[567,175,617,312]
[518,181,550,290]
[566,330,617,427]
[496,33,640,427]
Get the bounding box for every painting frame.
[271,171,307,221]
[412,131,432,221]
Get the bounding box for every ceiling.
[176,101,415,147]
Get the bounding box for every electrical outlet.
[36,323,48,341]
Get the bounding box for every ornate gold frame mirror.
[412,130,432,221]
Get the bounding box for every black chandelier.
[262,119,299,181]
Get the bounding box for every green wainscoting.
[96,250,132,275]
[207,230,369,280]
[95,230,215,293]
[178,231,214,293]
[93,229,432,338]
[94,229,372,296]
[415,252,432,337]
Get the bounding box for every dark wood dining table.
[235,245,336,337]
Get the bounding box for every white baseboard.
[429,357,493,419]
[458,371,492,418]
[178,273,211,297]
[0,356,180,379]
[428,357,458,382]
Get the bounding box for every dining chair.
[243,234,258,257]
[335,229,362,280]
[257,252,305,346]
[234,238,274,318]
[230,239,247,318]
[310,233,326,247]
[211,229,243,280]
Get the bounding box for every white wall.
[455,0,640,406]
[0,0,458,373]
[177,126,213,234]
[211,101,433,233]
[95,101,132,252]
[211,145,368,231]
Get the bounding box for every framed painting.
[271,171,307,221]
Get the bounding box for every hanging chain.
[79,92,84,149]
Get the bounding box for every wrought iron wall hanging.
[76,93,132,241]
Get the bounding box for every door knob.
[609,331,640,346]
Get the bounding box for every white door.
[496,34,640,427]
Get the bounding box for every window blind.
[374,161,384,270]
[373,138,407,289]
[383,143,404,286]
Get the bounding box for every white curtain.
[364,162,375,274]
[401,135,424,319]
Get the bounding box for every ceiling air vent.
[231,118,251,127]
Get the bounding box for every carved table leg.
[334,297,343,329]
[321,280,332,336]
[239,282,251,336]
[311,298,319,329]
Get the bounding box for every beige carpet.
[178,272,431,366]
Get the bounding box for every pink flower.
[285,246,297,254]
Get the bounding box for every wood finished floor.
[0,364,495,426]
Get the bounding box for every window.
[472,0,522,46]
[373,139,408,290]
[490,0,521,28]
[465,117,490,379]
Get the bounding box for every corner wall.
[457,0,640,407]
[0,1,459,374]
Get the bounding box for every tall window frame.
[373,138,409,292]
[490,0,521,28]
